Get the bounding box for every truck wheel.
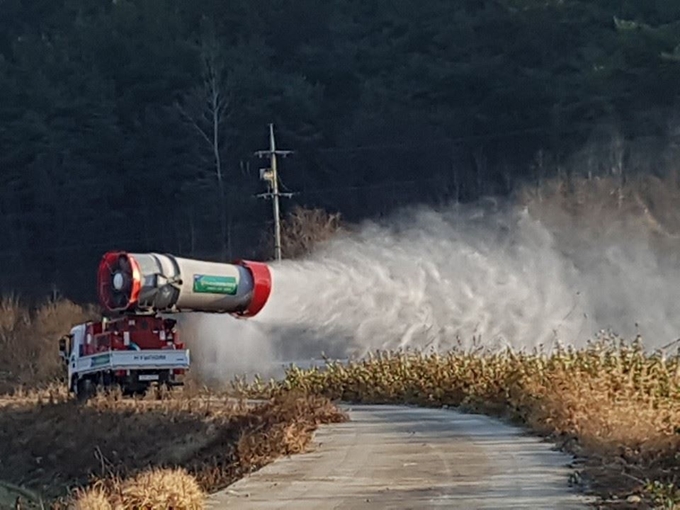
[76,378,95,402]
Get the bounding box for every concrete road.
[207,405,591,509]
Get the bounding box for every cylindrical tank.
[97,251,272,317]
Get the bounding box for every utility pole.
[255,123,294,261]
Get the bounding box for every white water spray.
[180,198,680,382]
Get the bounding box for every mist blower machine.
[58,251,272,400]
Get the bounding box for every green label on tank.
[193,274,238,295]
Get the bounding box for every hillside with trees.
[1,0,679,301]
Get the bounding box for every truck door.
[68,324,87,383]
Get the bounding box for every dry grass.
[0,386,240,501]
[72,468,204,510]
[232,391,346,472]
[0,388,345,508]
[71,485,113,510]
[233,336,680,508]
[0,297,99,392]
[0,385,345,506]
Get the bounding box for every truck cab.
[58,323,86,385]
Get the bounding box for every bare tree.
[472,146,487,197]
[610,131,625,209]
[175,22,233,259]
[257,206,343,260]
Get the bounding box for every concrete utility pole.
[255,123,294,261]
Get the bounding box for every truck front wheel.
[75,377,96,402]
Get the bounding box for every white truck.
[59,315,190,400]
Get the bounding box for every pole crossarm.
[254,150,294,158]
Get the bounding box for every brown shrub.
[78,468,204,510]
[260,205,343,260]
[72,468,205,510]
[0,297,99,392]
[114,468,204,510]
[234,392,347,472]
[71,485,112,510]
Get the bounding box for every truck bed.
[74,349,190,375]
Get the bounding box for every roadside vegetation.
[0,380,345,509]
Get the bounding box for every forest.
[1,0,679,301]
